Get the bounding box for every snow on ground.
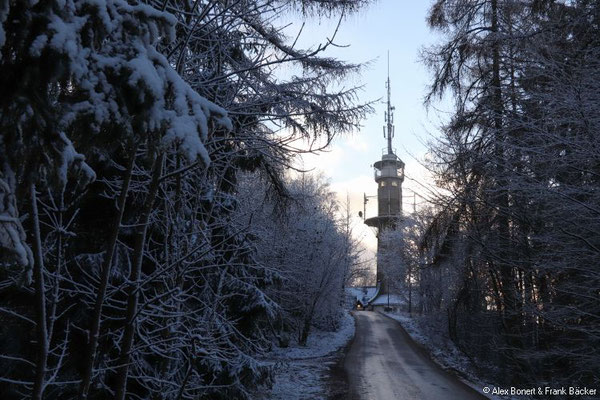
[382,311,519,400]
[257,311,355,400]
[347,286,379,307]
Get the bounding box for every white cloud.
[343,135,369,152]
[330,174,379,256]
[296,145,345,175]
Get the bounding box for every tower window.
[380,181,386,187]
[391,181,398,187]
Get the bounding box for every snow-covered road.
[344,311,486,400]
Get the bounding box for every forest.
[382,0,600,392]
[0,0,367,398]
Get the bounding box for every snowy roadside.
[382,311,519,400]
[257,311,355,400]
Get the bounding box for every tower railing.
[374,167,404,180]
[362,188,428,220]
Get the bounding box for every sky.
[283,1,446,263]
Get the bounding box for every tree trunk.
[491,0,523,380]
[30,183,48,400]
[299,295,319,346]
[79,146,137,399]
[114,152,165,400]
[47,188,64,344]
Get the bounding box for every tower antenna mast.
[384,51,395,155]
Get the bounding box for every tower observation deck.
[364,72,405,231]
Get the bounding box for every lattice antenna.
[383,51,395,154]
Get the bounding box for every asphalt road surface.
[344,311,487,400]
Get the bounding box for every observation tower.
[363,71,405,294]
